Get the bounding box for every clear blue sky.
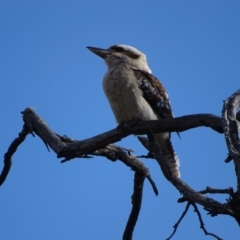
[1,1,239,239]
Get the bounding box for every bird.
[87,44,180,178]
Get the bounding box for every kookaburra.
[87,44,180,178]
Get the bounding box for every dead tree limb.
[123,172,145,240]
[0,124,29,186]
[56,113,223,159]
[166,202,191,240]
[138,136,234,214]
[1,89,240,239]
[92,145,158,196]
[191,202,223,240]
[222,89,240,194]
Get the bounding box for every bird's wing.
[133,69,174,120]
[133,69,181,178]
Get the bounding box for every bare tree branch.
[91,145,158,196]
[0,124,29,186]
[222,89,240,194]
[57,113,224,159]
[168,201,223,240]
[2,89,240,238]
[178,187,234,203]
[123,172,145,240]
[138,135,240,223]
[166,202,191,240]
[191,202,223,240]
[198,187,234,195]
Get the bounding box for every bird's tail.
[154,133,180,178]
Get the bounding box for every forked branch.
[1,90,240,239]
[222,89,240,194]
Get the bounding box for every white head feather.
[105,44,152,73]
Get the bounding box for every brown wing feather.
[133,69,174,120]
[132,69,180,178]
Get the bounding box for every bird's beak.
[86,46,110,59]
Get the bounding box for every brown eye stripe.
[108,46,124,52]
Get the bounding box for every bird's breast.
[102,67,158,123]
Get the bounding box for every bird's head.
[87,44,151,73]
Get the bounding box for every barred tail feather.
[154,133,180,178]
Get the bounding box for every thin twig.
[92,145,158,196]
[166,202,191,240]
[178,187,234,203]
[191,203,223,240]
[199,187,234,195]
